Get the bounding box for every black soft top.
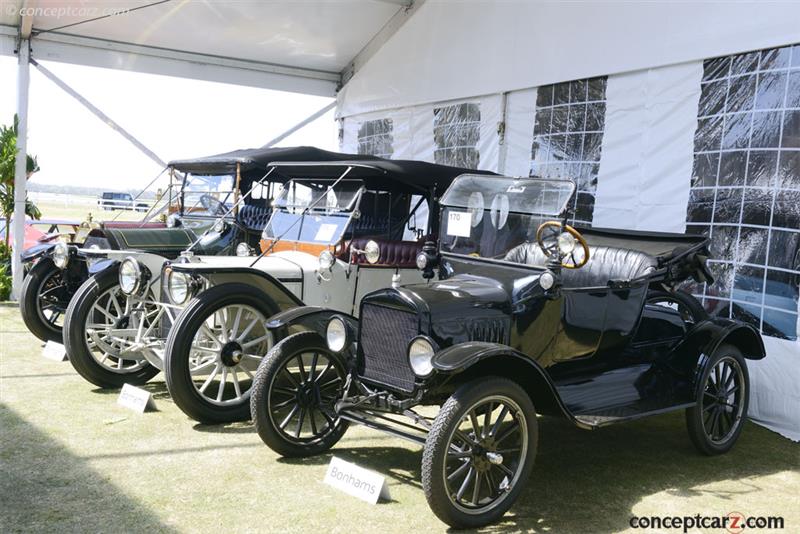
[268,159,497,195]
[167,146,376,174]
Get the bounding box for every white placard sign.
[42,341,67,362]
[117,383,156,414]
[323,456,390,504]
[446,210,472,237]
[314,223,339,242]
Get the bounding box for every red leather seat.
[339,237,424,268]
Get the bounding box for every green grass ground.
[1,305,798,533]
[33,198,151,224]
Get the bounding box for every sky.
[0,55,338,191]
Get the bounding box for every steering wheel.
[536,221,590,269]
[200,194,227,216]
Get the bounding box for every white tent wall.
[337,1,800,117]
[338,4,800,441]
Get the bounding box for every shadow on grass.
[480,414,799,533]
[0,403,177,533]
[89,380,172,402]
[275,412,797,532]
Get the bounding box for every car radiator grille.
[359,303,419,393]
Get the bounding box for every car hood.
[368,275,513,346]
[171,253,304,281]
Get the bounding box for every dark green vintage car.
[17,145,312,343]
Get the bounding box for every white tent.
[335,1,800,441]
[3,1,798,440]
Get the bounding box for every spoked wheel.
[165,283,278,424]
[251,331,349,457]
[686,344,749,455]
[20,258,70,343]
[423,377,538,528]
[63,268,159,388]
[646,289,707,324]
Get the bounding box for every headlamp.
[236,242,253,257]
[319,249,335,271]
[408,336,436,377]
[364,240,380,265]
[119,257,143,295]
[168,270,192,304]
[326,317,348,352]
[52,242,69,269]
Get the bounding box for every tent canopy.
[0,0,421,96]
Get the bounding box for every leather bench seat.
[237,204,273,231]
[340,237,423,268]
[504,242,657,288]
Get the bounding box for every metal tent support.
[10,39,30,300]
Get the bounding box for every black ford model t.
[249,174,765,528]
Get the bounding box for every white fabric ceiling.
[0,0,408,96]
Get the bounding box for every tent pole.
[261,101,336,148]
[11,39,30,300]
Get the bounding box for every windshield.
[181,174,236,216]
[439,175,575,263]
[262,179,365,245]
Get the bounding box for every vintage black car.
[17,146,347,343]
[249,174,765,528]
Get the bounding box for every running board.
[573,402,696,429]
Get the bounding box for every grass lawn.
[1,305,798,533]
[32,198,151,224]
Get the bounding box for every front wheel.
[422,377,538,529]
[20,258,69,343]
[251,331,350,457]
[686,344,749,455]
[164,283,279,424]
[63,267,159,388]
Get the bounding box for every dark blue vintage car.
[248,174,765,528]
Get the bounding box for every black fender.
[173,265,304,314]
[21,242,55,263]
[88,257,119,275]
[687,317,766,361]
[265,306,360,343]
[430,341,588,427]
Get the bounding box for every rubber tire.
[686,344,749,456]
[63,266,160,388]
[646,289,708,323]
[20,258,65,343]
[251,331,350,457]
[164,283,280,424]
[422,377,539,529]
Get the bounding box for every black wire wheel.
[63,267,159,388]
[686,344,749,455]
[251,331,350,457]
[645,289,708,324]
[164,283,279,424]
[20,258,70,343]
[422,377,538,528]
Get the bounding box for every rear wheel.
[686,344,749,455]
[422,377,538,529]
[63,267,159,388]
[20,258,69,343]
[251,332,349,457]
[164,283,278,424]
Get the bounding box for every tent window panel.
[530,76,608,227]
[433,103,480,169]
[687,43,800,340]
[357,119,394,158]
